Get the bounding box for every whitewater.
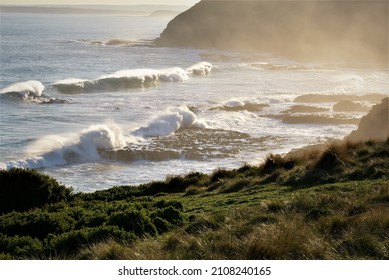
[1,12,388,192]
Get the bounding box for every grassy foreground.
[1,139,388,259]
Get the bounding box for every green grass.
[0,139,388,259]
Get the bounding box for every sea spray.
[187,62,213,76]
[209,98,269,112]
[2,123,127,170]
[313,74,365,95]
[51,63,210,94]
[159,67,190,82]
[0,80,70,104]
[2,62,212,96]
[133,106,207,137]
[0,80,45,100]
[332,74,365,94]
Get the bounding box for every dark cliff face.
[346,98,389,143]
[155,0,388,65]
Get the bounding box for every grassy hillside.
[0,139,388,259]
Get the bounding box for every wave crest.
[187,62,213,76]
[133,107,207,137]
[52,67,193,94]
[2,123,126,170]
[0,80,45,100]
[210,99,269,112]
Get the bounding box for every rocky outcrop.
[156,0,388,65]
[333,100,370,112]
[346,98,389,142]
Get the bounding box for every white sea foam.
[317,74,365,95]
[268,96,294,104]
[0,80,45,97]
[133,107,207,137]
[203,110,260,132]
[70,38,153,47]
[209,98,270,113]
[100,69,160,80]
[333,74,365,94]
[225,100,246,107]
[187,62,213,76]
[52,65,196,94]
[53,78,88,85]
[159,67,190,82]
[2,123,126,170]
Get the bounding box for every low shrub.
[108,209,157,237]
[0,211,76,239]
[46,226,136,255]
[0,169,72,213]
[0,233,43,259]
[151,206,186,227]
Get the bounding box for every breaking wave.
[1,124,127,170]
[52,70,161,94]
[2,62,213,97]
[133,106,207,137]
[0,80,71,104]
[0,80,45,101]
[0,106,209,169]
[210,99,269,112]
[251,62,310,71]
[187,62,213,76]
[314,74,365,95]
[69,38,154,47]
[52,63,212,94]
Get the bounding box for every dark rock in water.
[210,103,269,112]
[333,100,370,112]
[282,105,329,114]
[103,128,284,162]
[346,98,389,142]
[155,0,388,65]
[41,98,69,104]
[294,94,387,103]
[188,105,202,115]
[279,114,360,125]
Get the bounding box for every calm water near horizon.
[1,12,388,192]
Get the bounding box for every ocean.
[1,12,388,192]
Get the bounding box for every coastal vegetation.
[1,138,388,260]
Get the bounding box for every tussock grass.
[58,179,388,260]
[1,139,388,259]
[78,239,131,260]
[247,220,335,259]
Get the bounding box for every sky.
[0,0,200,5]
